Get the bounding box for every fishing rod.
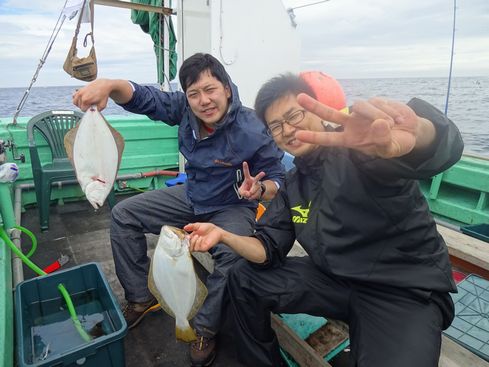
[11,0,78,125]
[444,0,457,116]
[287,0,330,28]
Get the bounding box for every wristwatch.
[259,181,267,199]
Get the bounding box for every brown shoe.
[190,333,216,366]
[122,298,159,329]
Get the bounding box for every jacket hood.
[215,75,242,129]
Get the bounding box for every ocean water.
[0,76,487,155]
[340,76,489,156]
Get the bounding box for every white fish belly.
[152,244,197,325]
[73,109,118,208]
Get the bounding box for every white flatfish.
[64,106,124,209]
[148,226,208,342]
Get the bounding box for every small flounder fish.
[64,106,124,209]
[148,226,208,342]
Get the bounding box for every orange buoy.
[299,71,347,111]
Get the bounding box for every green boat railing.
[3,114,488,227]
[0,181,15,367]
[419,153,489,226]
[0,114,180,207]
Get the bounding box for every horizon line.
[1,75,487,90]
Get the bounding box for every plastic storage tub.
[15,262,127,366]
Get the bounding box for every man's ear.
[225,85,232,99]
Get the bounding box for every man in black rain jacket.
[185,73,464,367]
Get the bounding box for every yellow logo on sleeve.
[291,202,311,224]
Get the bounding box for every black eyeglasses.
[267,110,306,137]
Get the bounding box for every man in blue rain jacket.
[73,53,284,366]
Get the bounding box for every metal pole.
[177,0,186,174]
[94,0,174,15]
[12,186,24,287]
[163,0,170,91]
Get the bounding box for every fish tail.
[175,320,197,342]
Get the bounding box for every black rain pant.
[227,256,454,367]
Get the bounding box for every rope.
[289,0,330,11]
[11,0,71,125]
[160,9,176,91]
[219,0,236,65]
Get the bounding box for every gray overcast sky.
[1,0,488,88]
[284,0,489,79]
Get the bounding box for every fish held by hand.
[64,105,124,209]
[148,225,208,342]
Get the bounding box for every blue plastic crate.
[444,274,489,361]
[15,263,127,367]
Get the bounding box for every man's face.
[264,94,323,157]
[185,70,231,126]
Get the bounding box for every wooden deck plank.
[440,336,489,367]
[271,314,331,367]
[437,225,489,272]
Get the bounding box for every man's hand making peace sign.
[238,161,266,201]
[295,94,436,159]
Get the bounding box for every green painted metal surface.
[0,114,180,206]
[0,183,14,367]
[419,154,489,226]
[0,183,16,230]
[280,313,327,340]
[0,235,13,367]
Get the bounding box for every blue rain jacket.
[119,80,285,214]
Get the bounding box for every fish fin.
[175,323,197,342]
[103,115,125,170]
[63,124,79,165]
[147,257,175,318]
[188,268,208,320]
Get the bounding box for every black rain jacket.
[254,98,463,293]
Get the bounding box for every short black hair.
[178,53,229,93]
[254,73,316,124]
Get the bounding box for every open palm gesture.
[184,223,222,252]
